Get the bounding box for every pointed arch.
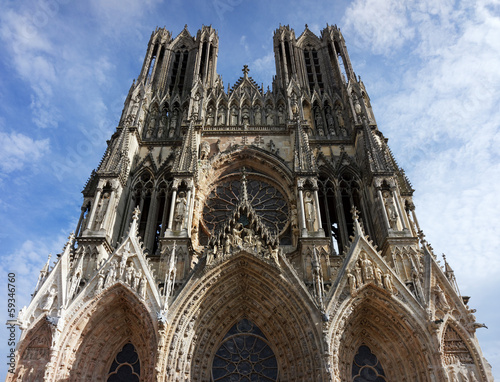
[61,284,157,381]
[12,318,52,381]
[164,252,326,381]
[331,288,434,382]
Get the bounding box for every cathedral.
[8,24,493,381]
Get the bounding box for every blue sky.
[1,0,499,378]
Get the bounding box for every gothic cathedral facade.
[9,25,493,382]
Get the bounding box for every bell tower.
[9,25,492,382]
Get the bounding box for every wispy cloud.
[0,131,50,173]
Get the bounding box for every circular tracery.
[202,171,289,236]
[212,319,278,381]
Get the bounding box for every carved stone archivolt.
[330,290,436,382]
[58,286,158,381]
[163,253,327,381]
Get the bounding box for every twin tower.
[9,25,492,381]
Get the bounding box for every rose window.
[202,171,289,237]
[212,319,278,381]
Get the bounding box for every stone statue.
[133,270,141,290]
[266,105,273,125]
[347,272,357,296]
[42,287,56,311]
[254,105,262,125]
[206,106,214,126]
[360,253,374,281]
[242,107,250,126]
[200,141,210,160]
[169,109,178,137]
[191,94,199,117]
[94,192,110,230]
[230,106,238,125]
[304,191,316,231]
[433,284,450,310]
[217,106,226,125]
[383,191,399,229]
[105,260,117,288]
[383,273,394,294]
[375,266,383,287]
[174,192,188,231]
[126,263,134,285]
[277,104,285,124]
[335,106,344,128]
[232,224,243,247]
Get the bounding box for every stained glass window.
[351,345,386,382]
[212,319,278,381]
[202,172,289,237]
[107,342,140,382]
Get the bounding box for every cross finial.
[242,65,249,77]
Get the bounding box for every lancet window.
[168,47,189,96]
[304,46,324,93]
[318,177,342,254]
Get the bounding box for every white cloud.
[0,131,50,173]
[343,0,415,55]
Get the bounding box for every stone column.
[167,188,178,230]
[183,188,192,232]
[85,187,102,231]
[313,189,325,235]
[144,188,159,250]
[75,206,87,237]
[102,187,116,233]
[378,189,391,230]
[160,191,170,237]
[187,188,196,237]
[393,189,408,230]
[298,188,307,237]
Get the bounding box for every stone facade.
[7,25,493,381]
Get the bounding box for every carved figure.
[266,105,273,125]
[347,272,357,296]
[383,273,394,293]
[174,192,188,231]
[206,106,214,126]
[192,94,199,117]
[169,109,178,137]
[105,260,117,287]
[217,106,226,125]
[230,106,238,125]
[200,141,210,160]
[254,105,262,125]
[94,192,110,230]
[433,284,450,310]
[232,224,243,247]
[126,263,134,285]
[375,266,383,287]
[383,191,399,229]
[304,191,316,231]
[242,107,250,125]
[42,287,56,311]
[360,253,374,281]
[277,104,285,124]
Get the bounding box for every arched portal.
[63,285,157,381]
[165,252,326,381]
[332,288,433,382]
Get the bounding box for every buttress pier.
[9,24,493,382]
